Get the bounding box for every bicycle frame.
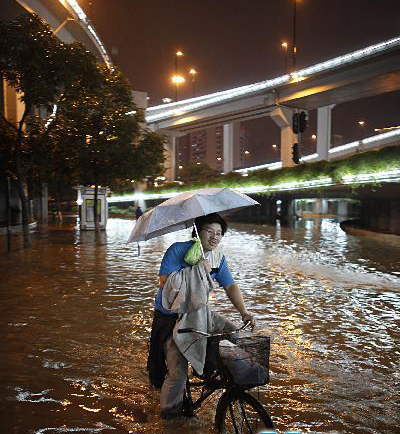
[179,322,252,417]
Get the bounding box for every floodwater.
[1,218,400,434]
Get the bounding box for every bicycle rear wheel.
[215,391,274,433]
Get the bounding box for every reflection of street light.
[162,97,173,104]
[281,41,288,73]
[171,75,185,101]
[189,68,197,97]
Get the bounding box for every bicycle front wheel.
[215,390,274,434]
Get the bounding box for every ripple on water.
[1,218,400,433]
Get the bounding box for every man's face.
[199,222,223,252]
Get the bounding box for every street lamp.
[173,50,184,101]
[281,41,288,74]
[189,68,197,97]
[171,75,185,101]
[175,50,183,73]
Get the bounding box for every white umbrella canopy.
[127,187,259,243]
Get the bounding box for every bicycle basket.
[218,335,270,388]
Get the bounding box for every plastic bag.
[184,238,203,265]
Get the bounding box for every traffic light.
[299,111,307,133]
[292,111,307,134]
[292,113,300,134]
[292,143,300,164]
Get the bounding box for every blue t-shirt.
[154,240,234,315]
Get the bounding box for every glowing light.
[162,98,173,103]
[311,134,317,139]
[290,72,307,83]
[172,75,185,84]
[329,141,359,154]
[109,178,334,203]
[176,50,184,57]
[235,162,282,173]
[189,68,197,76]
[300,153,318,162]
[358,120,365,126]
[244,150,250,154]
[282,42,288,49]
[45,104,58,128]
[362,128,400,144]
[342,169,400,184]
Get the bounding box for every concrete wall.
[360,198,400,235]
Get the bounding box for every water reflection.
[1,218,399,433]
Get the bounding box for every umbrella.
[127,187,259,244]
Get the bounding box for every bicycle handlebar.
[177,321,252,336]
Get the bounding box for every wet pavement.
[1,218,400,433]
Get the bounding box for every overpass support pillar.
[270,107,296,168]
[317,105,335,161]
[164,135,176,181]
[315,199,328,215]
[223,123,234,173]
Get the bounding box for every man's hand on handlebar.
[241,312,256,330]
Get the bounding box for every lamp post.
[171,75,185,101]
[292,0,300,72]
[175,50,183,72]
[173,50,184,101]
[281,42,288,74]
[189,68,197,97]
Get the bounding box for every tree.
[0,13,99,246]
[50,65,165,229]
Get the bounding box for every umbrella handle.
[193,222,206,260]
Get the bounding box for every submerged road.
[1,218,399,433]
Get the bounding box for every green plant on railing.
[112,144,400,197]
[109,205,135,215]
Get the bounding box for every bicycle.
[177,324,275,433]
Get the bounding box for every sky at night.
[85,0,400,103]
[82,0,400,160]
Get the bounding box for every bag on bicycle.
[219,339,269,388]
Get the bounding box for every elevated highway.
[144,36,400,176]
[147,37,400,132]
